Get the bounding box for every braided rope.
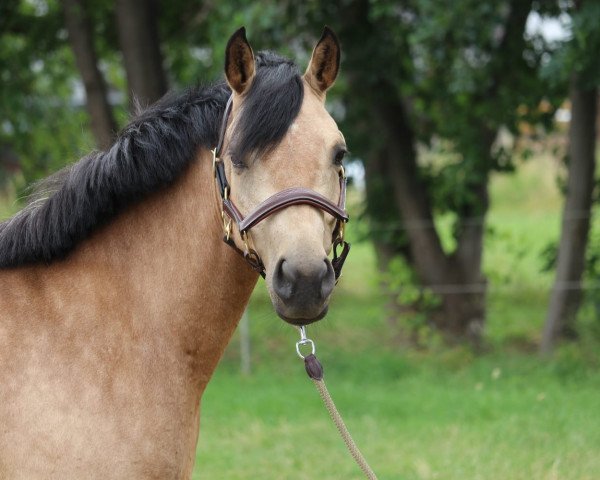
[311,378,378,480]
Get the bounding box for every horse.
[0,27,348,478]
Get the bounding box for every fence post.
[239,309,251,375]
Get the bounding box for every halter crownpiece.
[212,95,351,279]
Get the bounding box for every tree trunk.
[63,0,117,150]
[372,84,489,344]
[363,145,410,337]
[115,0,168,109]
[541,82,598,354]
[373,91,449,284]
[336,0,531,345]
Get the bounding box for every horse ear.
[304,26,341,95]
[224,27,255,95]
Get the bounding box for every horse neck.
[60,149,258,388]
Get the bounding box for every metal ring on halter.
[296,326,316,359]
[296,338,316,359]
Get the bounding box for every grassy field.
[192,156,600,479]
[195,349,600,479]
[193,249,600,479]
[1,156,599,479]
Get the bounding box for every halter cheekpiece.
[212,95,351,279]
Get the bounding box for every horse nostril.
[273,258,294,300]
[320,259,335,299]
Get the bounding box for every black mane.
[0,51,303,268]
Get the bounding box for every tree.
[541,0,600,353]
[63,0,117,149]
[116,0,168,108]
[0,0,93,185]
[282,0,553,344]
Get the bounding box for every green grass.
[195,353,600,479]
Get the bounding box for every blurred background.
[1,1,599,478]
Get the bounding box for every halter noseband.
[212,95,351,280]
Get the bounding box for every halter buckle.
[221,211,232,241]
[211,148,218,177]
[337,220,346,243]
[241,230,250,255]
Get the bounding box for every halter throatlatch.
[212,95,351,280]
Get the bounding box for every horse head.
[218,27,347,325]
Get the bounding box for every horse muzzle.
[270,256,335,325]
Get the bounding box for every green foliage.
[0,0,333,195]
[395,1,557,214]
[542,1,600,89]
[581,212,600,329]
[266,1,564,260]
[0,0,94,190]
[160,0,311,87]
[383,255,443,344]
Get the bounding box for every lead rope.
[295,327,378,480]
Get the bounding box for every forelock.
[229,51,304,165]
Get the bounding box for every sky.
[526,11,570,42]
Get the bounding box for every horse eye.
[334,149,347,165]
[229,154,246,169]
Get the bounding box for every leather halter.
[212,95,351,280]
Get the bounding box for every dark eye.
[228,151,247,170]
[334,149,347,165]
